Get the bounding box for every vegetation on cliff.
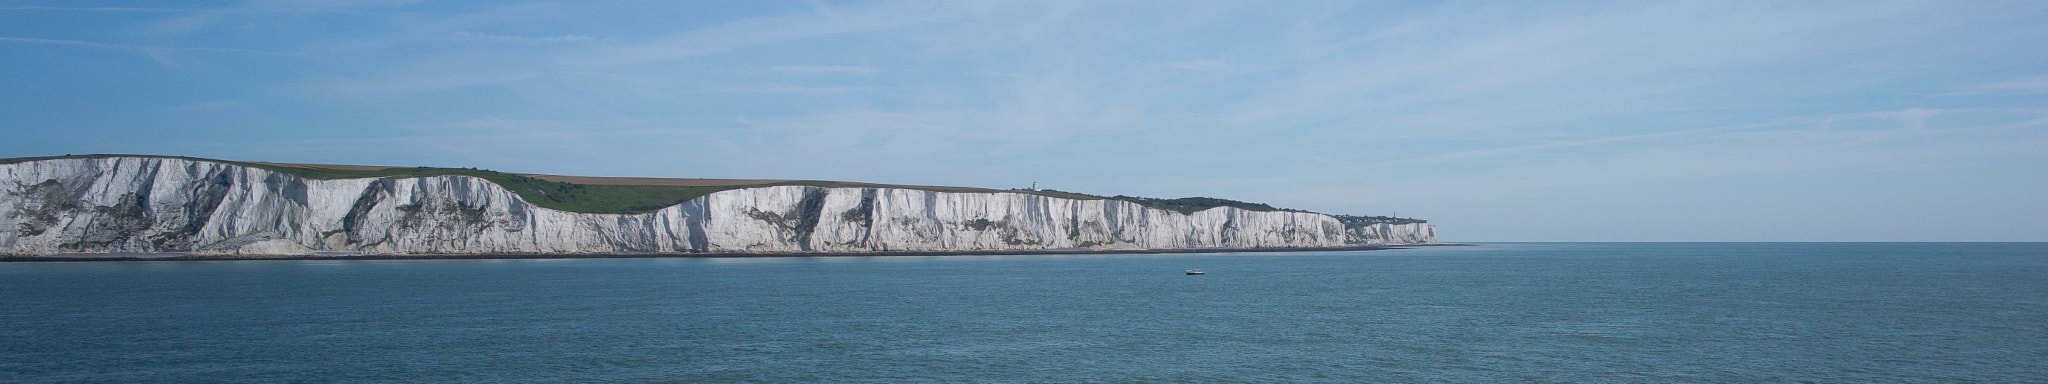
[1332,214,1428,226]
[4,154,1327,216]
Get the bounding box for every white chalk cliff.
[1,157,1435,256]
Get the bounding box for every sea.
[2,243,2044,382]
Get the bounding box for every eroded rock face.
[1344,223,1437,245]
[0,157,1436,255]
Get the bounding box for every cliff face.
[1344,223,1437,245]
[1,157,1436,255]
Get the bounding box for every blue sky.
[2,1,2045,241]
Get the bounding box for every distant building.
[1030,182,1040,191]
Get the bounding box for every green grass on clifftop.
[1031,190,1304,214]
[2,154,727,214]
[1107,195,1309,215]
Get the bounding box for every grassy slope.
[1,154,1309,215]
[1331,214,1428,225]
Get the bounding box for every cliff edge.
[1,156,1435,256]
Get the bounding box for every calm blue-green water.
[3,243,2045,382]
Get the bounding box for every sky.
[2,1,2045,242]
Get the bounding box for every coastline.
[2,156,1439,258]
[0,244,1466,262]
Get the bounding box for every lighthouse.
[1030,182,1040,191]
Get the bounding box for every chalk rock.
[0,157,1436,255]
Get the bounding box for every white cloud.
[1160,60,1231,72]
[1971,76,2048,94]
[569,1,958,66]
[0,6,192,13]
[309,70,539,96]
[450,31,598,44]
[0,36,266,53]
[17,0,2046,240]
[770,65,876,75]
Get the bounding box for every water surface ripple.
[3,243,2044,382]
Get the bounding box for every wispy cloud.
[1966,76,2048,94]
[569,1,956,66]
[153,0,404,33]
[162,100,244,111]
[0,6,194,13]
[7,1,2046,240]
[450,31,599,44]
[0,36,267,53]
[0,36,277,68]
[1160,60,1231,72]
[770,65,875,75]
[309,70,540,96]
